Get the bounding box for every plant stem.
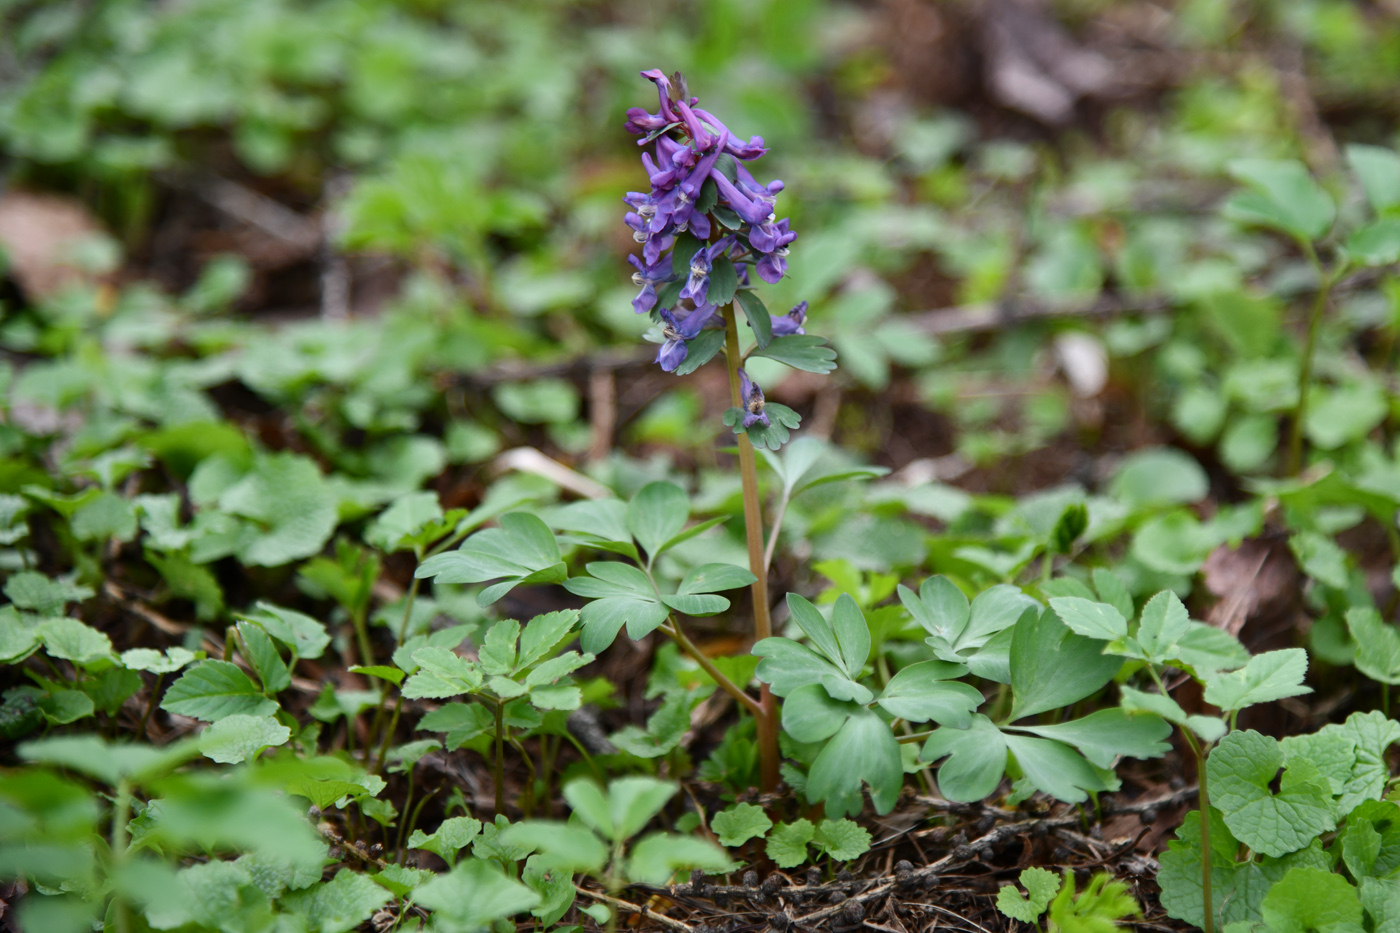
[722,304,780,794]
[660,621,762,717]
[1288,255,1335,476]
[111,778,133,933]
[1149,666,1213,933]
[762,493,790,573]
[492,699,506,817]
[372,576,421,775]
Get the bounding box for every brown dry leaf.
[1202,536,1301,638]
[0,190,110,299]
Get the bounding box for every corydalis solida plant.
[623,69,835,791]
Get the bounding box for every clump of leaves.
[997,867,1141,932]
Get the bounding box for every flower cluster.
[622,69,808,430]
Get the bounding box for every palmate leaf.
[766,819,816,868]
[711,803,772,847]
[998,867,1062,923]
[1008,606,1122,722]
[413,860,540,931]
[806,708,903,817]
[415,512,566,606]
[813,819,872,861]
[1261,868,1363,933]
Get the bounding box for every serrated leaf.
[479,619,519,676]
[413,860,540,929]
[197,714,290,764]
[1136,590,1193,662]
[121,647,198,674]
[610,689,692,758]
[813,819,871,860]
[1203,648,1311,713]
[278,869,391,933]
[998,867,1062,923]
[39,617,114,667]
[160,660,279,722]
[711,803,772,848]
[408,816,483,867]
[1207,730,1334,857]
[401,647,482,699]
[1049,597,1128,641]
[766,819,815,868]
[517,610,579,670]
[236,621,290,694]
[1261,867,1362,933]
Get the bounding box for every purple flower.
[656,302,719,372]
[737,368,770,427]
[752,219,796,283]
[629,253,674,315]
[771,301,807,336]
[708,169,774,226]
[693,108,768,160]
[679,237,735,306]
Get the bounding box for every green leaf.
[1347,144,1400,213]
[1261,867,1362,933]
[1009,606,1122,721]
[574,595,670,655]
[806,707,904,817]
[523,855,575,926]
[1347,608,1400,685]
[415,512,565,607]
[755,635,870,705]
[1345,219,1400,266]
[413,859,540,930]
[417,702,493,748]
[1135,590,1193,662]
[279,869,391,933]
[407,816,482,868]
[160,661,279,722]
[627,482,690,559]
[1003,732,1116,803]
[724,401,802,450]
[218,453,338,567]
[1203,648,1311,713]
[1158,807,1244,929]
[479,619,519,676]
[1291,530,1351,589]
[627,833,733,884]
[501,822,608,872]
[549,499,635,557]
[235,602,331,659]
[1305,383,1388,450]
[734,289,773,349]
[766,819,816,868]
[813,819,871,860]
[348,665,404,686]
[1207,730,1334,857]
[922,714,1010,803]
[1109,447,1210,509]
[1008,708,1171,768]
[364,491,447,553]
[1049,597,1128,641]
[1120,686,1228,743]
[120,647,198,675]
[39,618,114,667]
[781,684,860,743]
[562,780,615,841]
[1282,711,1400,817]
[998,866,1062,923]
[711,803,772,848]
[4,572,93,615]
[197,714,290,764]
[236,621,290,694]
[661,593,730,616]
[909,582,1037,678]
[608,775,676,841]
[707,255,739,307]
[610,689,692,758]
[749,334,837,374]
[677,563,756,595]
[1225,158,1336,242]
[829,594,872,678]
[402,646,483,699]
[874,660,981,728]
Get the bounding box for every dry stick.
[573,885,694,933]
[722,304,780,794]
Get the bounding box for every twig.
[573,885,694,933]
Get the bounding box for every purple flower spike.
[656,302,718,372]
[771,301,807,336]
[679,248,712,305]
[708,170,773,226]
[737,368,770,428]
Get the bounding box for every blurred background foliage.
[1,0,1399,677]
